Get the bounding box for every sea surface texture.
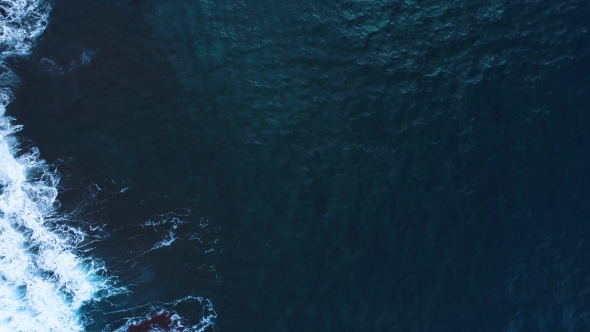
[3,0,590,331]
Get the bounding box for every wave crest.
[0,1,120,331]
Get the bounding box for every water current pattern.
[2,0,590,331]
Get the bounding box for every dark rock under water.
[127,312,181,332]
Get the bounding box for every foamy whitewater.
[0,1,114,331]
[0,2,217,331]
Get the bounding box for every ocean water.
[2,0,590,331]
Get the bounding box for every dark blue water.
[6,0,590,330]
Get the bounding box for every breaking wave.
[0,1,217,331]
[0,1,118,331]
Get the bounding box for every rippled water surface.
[4,0,590,331]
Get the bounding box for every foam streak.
[0,1,111,331]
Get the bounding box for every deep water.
[6,0,590,331]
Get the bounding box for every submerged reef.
[127,312,184,332]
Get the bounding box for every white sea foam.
[0,2,217,331]
[0,1,116,331]
[0,0,50,57]
[0,101,112,332]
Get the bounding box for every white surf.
[0,1,114,331]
